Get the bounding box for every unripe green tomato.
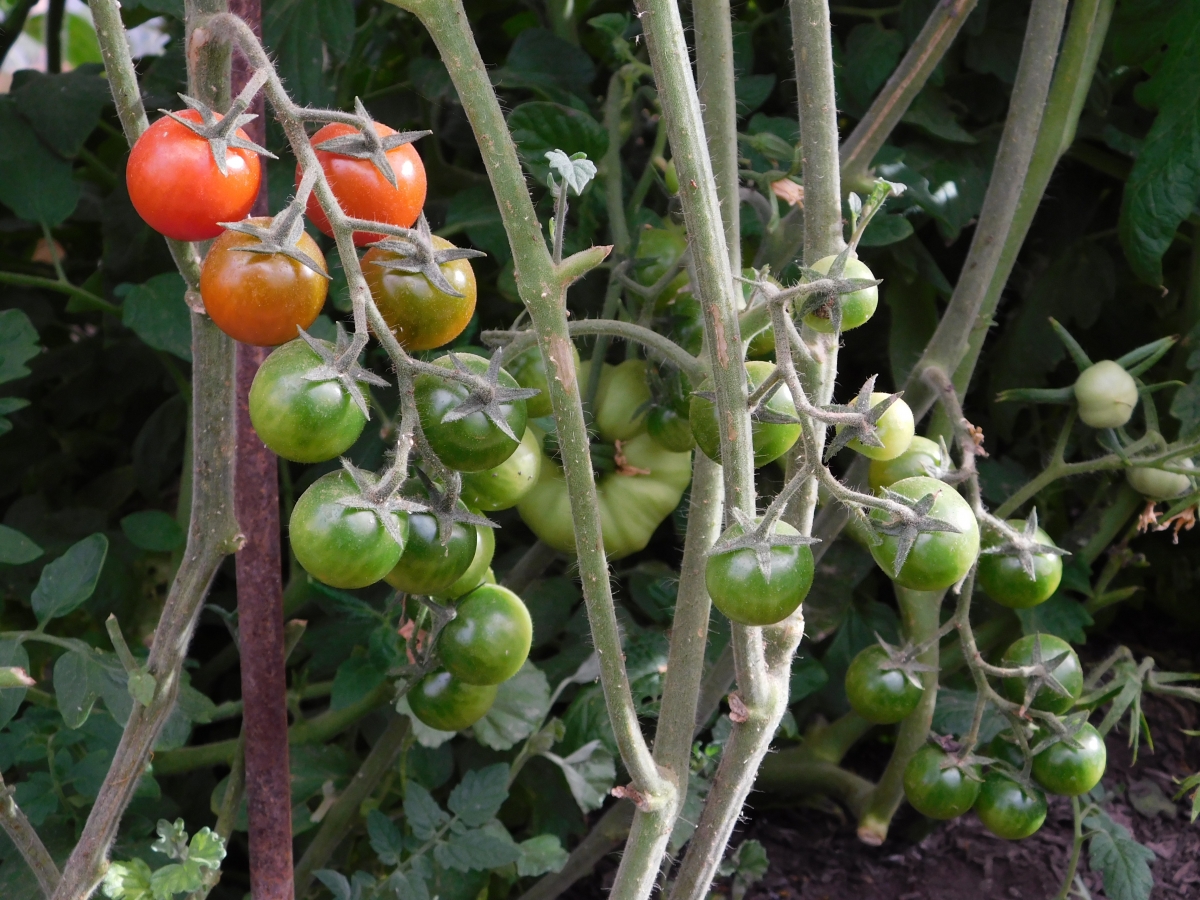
[647,405,695,452]
[459,428,542,511]
[868,436,947,492]
[974,773,1047,840]
[595,359,652,441]
[407,669,497,732]
[1126,462,1193,500]
[978,519,1063,609]
[385,485,478,595]
[1073,360,1138,429]
[844,644,922,724]
[988,733,1028,770]
[508,343,582,419]
[249,339,367,463]
[869,476,980,591]
[442,523,495,600]
[803,256,879,333]
[1000,633,1083,714]
[691,360,800,468]
[1032,723,1107,796]
[903,745,981,820]
[437,583,532,685]
[835,393,915,461]
[705,519,814,626]
[663,158,679,195]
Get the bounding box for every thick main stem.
[693,0,741,275]
[0,772,60,898]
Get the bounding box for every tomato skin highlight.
[869,476,980,591]
[844,644,922,724]
[249,339,366,463]
[289,470,408,589]
[437,583,532,685]
[705,520,814,626]
[407,669,497,732]
[691,360,800,467]
[836,393,915,461]
[868,436,947,492]
[974,773,1047,840]
[978,519,1063,609]
[903,745,981,820]
[1000,633,1083,714]
[1032,723,1107,796]
[459,428,541,511]
[363,236,477,352]
[300,122,427,245]
[802,256,879,333]
[127,109,262,241]
[200,220,328,346]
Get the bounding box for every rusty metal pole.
[231,0,295,896]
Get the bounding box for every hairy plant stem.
[903,0,1071,419]
[694,0,741,275]
[519,802,636,900]
[1055,797,1088,900]
[0,771,60,897]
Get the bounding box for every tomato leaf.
[433,823,521,872]
[497,29,596,100]
[840,25,903,113]
[330,654,387,711]
[0,640,31,731]
[120,273,192,362]
[931,688,1006,742]
[789,653,829,703]
[516,834,569,877]
[1015,593,1094,644]
[100,858,154,900]
[120,511,184,553]
[387,870,430,900]
[367,809,404,866]
[12,67,111,158]
[471,662,551,750]
[404,782,451,841]
[0,524,42,565]
[0,97,80,226]
[1084,809,1155,900]
[541,739,616,813]
[0,309,42,386]
[448,764,510,827]
[32,533,109,625]
[507,103,608,187]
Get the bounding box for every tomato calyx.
[336,457,430,550]
[219,170,329,277]
[980,508,1068,581]
[869,485,965,576]
[867,633,938,690]
[707,506,819,578]
[407,469,494,547]
[313,98,431,190]
[161,70,276,173]
[367,212,486,299]
[821,376,904,460]
[429,352,540,443]
[1002,633,1080,715]
[294,324,388,417]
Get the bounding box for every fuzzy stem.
[518,802,636,900]
[0,772,60,898]
[1055,797,1088,900]
[694,0,741,274]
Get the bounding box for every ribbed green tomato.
[868,436,947,492]
[289,470,408,589]
[705,520,814,626]
[1074,360,1138,429]
[459,428,542,511]
[1032,723,1106,796]
[385,486,478,596]
[1000,634,1082,714]
[903,745,981,820]
[978,520,1063,609]
[691,360,799,467]
[844,644,922,724]
[974,773,1047,840]
[415,353,527,472]
[437,583,532,685]
[508,343,581,419]
[249,339,367,463]
[835,393,914,461]
[802,256,879,333]
[1126,463,1193,500]
[869,476,980,591]
[594,360,652,441]
[407,669,497,732]
[442,524,495,600]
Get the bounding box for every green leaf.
[367,809,404,866]
[932,688,1006,743]
[316,0,356,60]
[517,834,569,877]
[471,662,552,750]
[14,772,58,825]
[735,74,775,115]
[331,654,387,711]
[541,739,616,813]
[0,397,29,436]
[1085,809,1155,900]
[448,763,510,827]
[499,28,595,99]
[127,670,157,707]
[186,827,226,870]
[0,640,30,731]
[840,24,904,111]
[507,103,608,187]
[404,781,451,841]
[152,818,190,860]
[789,653,828,703]
[32,533,109,625]
[0,97,81,225]
[1015,593,1094,644]
[0,524,42,565]
[388,870,430,900]
[121,273,193,362]
[120,511,185,553]
[433,825,521,872]
[1118,2,1200,285]
[314,870,352,900]
[264,0,331,106]
[12,67,111,157]
[859,212,914,247]
[726,839,769,884]
[901,88,977,144]
[545,149,597,196]
[101,859,154,900]
[150,862,205,900]
[444,186,508,262]
[0,309,42,386]
[55,647,130,729]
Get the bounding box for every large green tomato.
[974,773,1047,840]
[442,524,495,600]
[594,359,652,441]
[802,256,879,333]
[437,583,532,685]
[290,470,408,589]
[1126,463,1193,500]
[978,519,1063,609]
[869,476,980,591]
[1032,723,1106,796]
[249,339,367,463]
[844,644,922,724]
[903,745,981,820]
[1074,360,1138,429]
[407,669,497,732]
[1000,633,1082,714]
[459,428,541,511]
[385,484,478,595]
[868,436,947,492]
[508,343,582,419]
[415,353,527,472]
[835,393,914,461]
[705,520,814,626]
[691,360,800,468]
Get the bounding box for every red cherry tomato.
[127,110,262,242]
[299,122,427,245]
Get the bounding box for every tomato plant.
[363,236,477,351]
[1001,634,1083,714]
[844,644,922,724]
[1074,360,1138,429]
[974,773,1047,840]
[407,669,497,732]
[437,583,532,685]
[867,436,947,492]
[705,519,814,626]
[902,745,981,820]
[1126,463,1194,500]
[836,393,915,461]
[691,360,799,467]
[384,483,478,595]
[802,256,878,333]
[869,476,980,591]
[443,523,496,600]
[977,519,1064,609]
[1032,724,1107,797]
[508,344,581,419]
[459,428,542,511]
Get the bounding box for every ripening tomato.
[300,122,427,245]
[363,236,477,352]
[835,393,915,461]
[844,644,922,724]
[437,583,532,685]
[1032,724,1106,796]
[407,669,496,732]
[903,745,980,820]
[127,109,262,241]
[1000,634,1083,714]
[868,436,947,492]
[691,360,800,468]
[974,773,1047,840]
[802,256,879,333]
[459,428,542,511]
[199,220,328,346]
[869,476,980,591]
[978,519,1063,609]
[705,519,814,626]
[1074,360,1138,429]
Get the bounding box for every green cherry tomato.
[443,523,495,600]
[437,583,532,685]
[803,256,879,333]
[835,393,915,461]
[407,669,497,732]
[988,733,1029,770]
[978,519,1063,609]
[869,476,980,591]
[289,470,408,589]
[385,486,478,596]
[705,519,814,626]
[868,436,947,493]
[903,745,981,820]
[691,360,800,468]
[459,428,542,511]
[1000,633,1083,714]
[594,359,653,441]
[508,344,581,419]
[974,773,1047,840]
[844,645,922,724]
[1126,463,1193,500]
[1032,723,1107,796]
[1074,360,1138,429]
[249,338,367,463]
[647,405,696,452]
[415,353,527,472]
